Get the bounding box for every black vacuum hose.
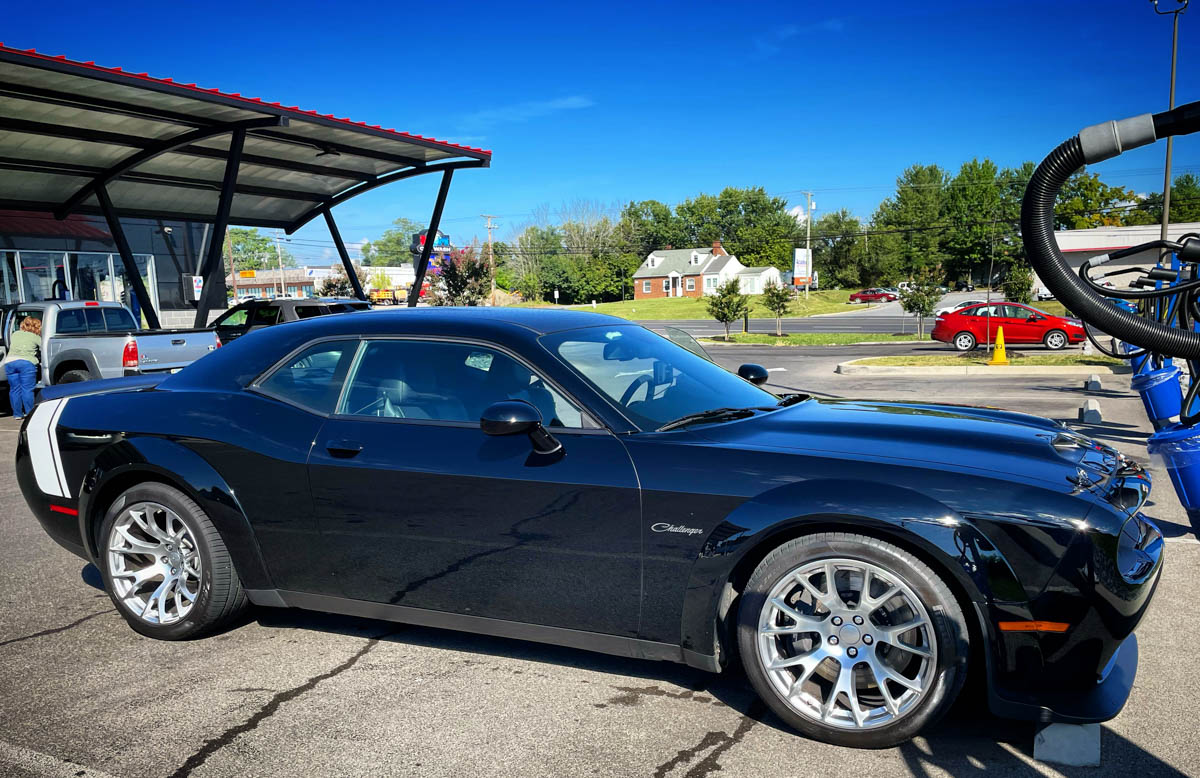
[1021,101,1200,359]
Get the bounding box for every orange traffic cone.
[988,326,1009,365]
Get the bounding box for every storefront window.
[19,252,67,301]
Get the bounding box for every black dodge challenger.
[18,308,1162,748]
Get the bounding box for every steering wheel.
[619,374,653,407]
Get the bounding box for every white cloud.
[459,96,594,130]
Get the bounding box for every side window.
[252,306,281,326]
[84,307,104,331]
[338,340,586,427]
[256,340,360,414]
[55,308,87,334]
[1005,305,1033,320]
[642,281,651,293]
[294,306,328,319]
[214,306,249,327]
[102,308,137,331]
[11,309,42,334]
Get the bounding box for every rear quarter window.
[102,308,137,331]
[55,309,87,333]
[294,306,328,319]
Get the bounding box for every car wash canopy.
[0,44,491,326]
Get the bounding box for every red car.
[848,288,899,303]
[931,302,1085,351]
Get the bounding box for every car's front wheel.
[952,332,976,351]
[99,482,247,640]
[737,533,968,748]
[1043,330,1067,350]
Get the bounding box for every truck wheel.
[99,482,248,640]
[58,369,92,384]
[737,532,969,748]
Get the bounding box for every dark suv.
[211,298,371,343]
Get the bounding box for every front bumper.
[988,633,1139,724]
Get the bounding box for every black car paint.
[16,307,1161,726]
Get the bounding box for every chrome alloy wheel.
[756,558,937,730]
[1046,331,1067,349]
[107,502,202,625]
[954,333,975,351]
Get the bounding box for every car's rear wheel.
[99,482,247,640]
[58,369,92,384]
[952,332,976,351]
[1044,330,1067,350]
[737,533,968,748]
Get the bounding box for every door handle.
[326,439,364,458]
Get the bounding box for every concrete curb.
[835,360,1132,376]
[699,340,922,347]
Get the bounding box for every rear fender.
[679,478,1022,666]
[77,435,272,589]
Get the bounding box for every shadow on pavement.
[253,607,1184,774]
[1061,418,1150,445]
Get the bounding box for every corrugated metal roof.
[0,44,490,231]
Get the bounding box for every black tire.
[1043,329,1068,351]
[98,482,247,640]
[57,369,92,384]
[736,532,969,748]
[952,331,976,352]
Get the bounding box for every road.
[1,352,1195,777]
[639,291,997,337]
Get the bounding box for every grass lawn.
[701,332,925,346]
[1031,300,1073,318]
[515,289,859,320]
[855,351,1123,367]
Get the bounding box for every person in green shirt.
[5,315,41,419]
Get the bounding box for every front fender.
[678,478,1024,666]
[77,435,273,590]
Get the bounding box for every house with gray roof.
[632,240,752,299]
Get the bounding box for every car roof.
[167,306,629,392]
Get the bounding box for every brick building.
[631,241,781,299]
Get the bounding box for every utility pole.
[798,192,815,300]
[274,229,286,298]
[1153,0,1188,241]
[481,214,499,306]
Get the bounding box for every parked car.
[954,280,976,292]
[211,297,371,343]
[848,288,899,304]
[0,301,219,386]
[19,308,1159,749]
[931,302,1085,351]
[933,299,987,317]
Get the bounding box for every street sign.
[793,248,810,287]
[239,269,256,278]
[553,289,560,301]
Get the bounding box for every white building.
[1036,222,1200,297]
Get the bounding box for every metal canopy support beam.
[407,169,454,307]
[96,185,161,331]
[194,127,247,328]
[56,117,284,219]
[287,159,485,233]
[323,209,366,301]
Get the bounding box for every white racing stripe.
[26,398,69,498]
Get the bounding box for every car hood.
[689,398,1102,490]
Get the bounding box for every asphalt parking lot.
[2,348,1197,777]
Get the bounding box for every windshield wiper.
[657,407,757,432]
[776,393,811,407]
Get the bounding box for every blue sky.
[5,0,1198,264]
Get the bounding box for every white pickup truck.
[0,300,220,386]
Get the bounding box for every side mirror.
[738,363,770,386]
[480,400,562,454]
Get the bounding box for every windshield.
[541,325,776,430]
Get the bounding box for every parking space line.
[0,740,123,778]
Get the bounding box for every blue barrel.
[1148,423,1200,510]
[1131,366,1182,428]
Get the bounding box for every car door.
[307,337,643,638]
[1000,304,1039,343]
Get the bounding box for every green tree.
[873,164,949,279]
[705,278,750,341]
[360,217,424,265]
[617,200,682,257]
[942,159,1001,283]
[673,187,800,272]
[431,248,492,306]
[811,209,865,288]
[1003,263,1034,304]
[1055,173,1137,229]
[228,227,294,271]
[506,224,563,302]
[368,269,391,291]
[996,161,1035,265]
[317,263,365,297]
[899,274,941,338]
[760,279,792,336]
[1168,173,1200,223]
